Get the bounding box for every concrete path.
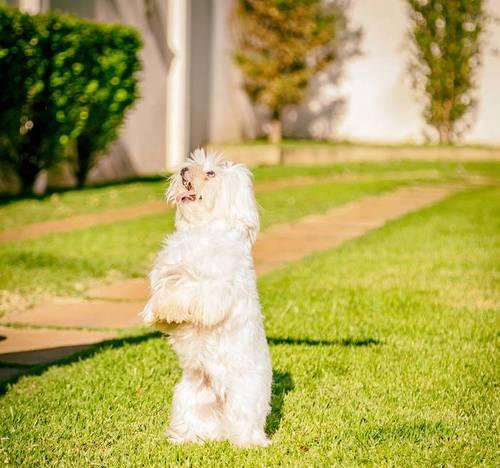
[0,200,167,244]
[0,326,114,365]
[0,170,444,244]
[0,183,465,380]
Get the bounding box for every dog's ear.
[227,164,260,244]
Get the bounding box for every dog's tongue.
[176,190,196,204]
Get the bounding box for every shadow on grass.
[268,336,381,347]
[362,420,451,443]
[0,331,162,395]
[266,370,294,437]
[0,332,380,396]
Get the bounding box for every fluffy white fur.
[142,149,272,447]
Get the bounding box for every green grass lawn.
[1,160,499,305]
[1,160,497,232]
[0,177,167,232]
[1,186,497,466]
[0,178,412,301]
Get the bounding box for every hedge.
[0,6,142,194]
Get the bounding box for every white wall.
[208,0,258,144]
[213,0,500,145]
[334,0,500,144]
[93,0,170,176]
[334,0,423,143]
[468,0,500,144]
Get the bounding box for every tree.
[233,0,347,143]
[0,9,78,194]
[71,23,141,188]
[0,6,141,194]
[406,0,487,143]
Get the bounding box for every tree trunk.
[75,137,92,188]
[269,118,282,144]
[438,125,451,144]
[18,160,40,196]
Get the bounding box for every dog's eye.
[206,170,216,178]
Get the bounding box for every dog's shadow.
[266,370,294,436]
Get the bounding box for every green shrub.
[71,22,141,187]
[0,7,54,194]
[406,0,487,143]
[0,6,141,194]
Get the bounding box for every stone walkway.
[0,170,443,244]
[0,183,466,382]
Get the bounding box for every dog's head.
[167,149,259,244]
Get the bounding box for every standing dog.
[142,149,272,447]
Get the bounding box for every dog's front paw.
[141,295,191,330]
[156,300,192,324]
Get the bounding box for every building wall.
[207,0,258,145]
[3,0,499,193]
[212,0,500,145]
[333,0,500,144]
[189,0,213,150]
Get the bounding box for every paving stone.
[0,200,167,244]
[0,175,343,244]
[0,326,115,365]
[0,183,467,368]
[86,278,150,301]
[252,184,462,272]
[3,301,144,329]
[0,171,447,245]
[2,184,464,332]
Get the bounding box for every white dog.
[142,149,272,447]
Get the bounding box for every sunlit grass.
[1,160,498,231]
[1,187,497,466]
[0,178,406,299]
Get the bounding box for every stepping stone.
[2,300,143,329]
[88,184,464,300]
[0,175,343,244]
[0,171,448,245]
[253,184,463,274]
[86,278,150,301]
[0,183,467,371]
[0,200,168,243]
[0,326,115,365]
[1,184,465,331]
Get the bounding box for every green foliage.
[0,7,61,194]
[71,21,141,187]
[233,0,346,141]
[406,0,487,143]
[0,6,141,193]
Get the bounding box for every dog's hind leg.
[222,372,272,448]
[167,369,223,444]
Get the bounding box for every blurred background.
[1,4,499,461]
[1,0,499,195]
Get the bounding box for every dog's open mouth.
[176,181,197,204]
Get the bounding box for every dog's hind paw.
[166,430,204,445]
[231,435,272,448]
